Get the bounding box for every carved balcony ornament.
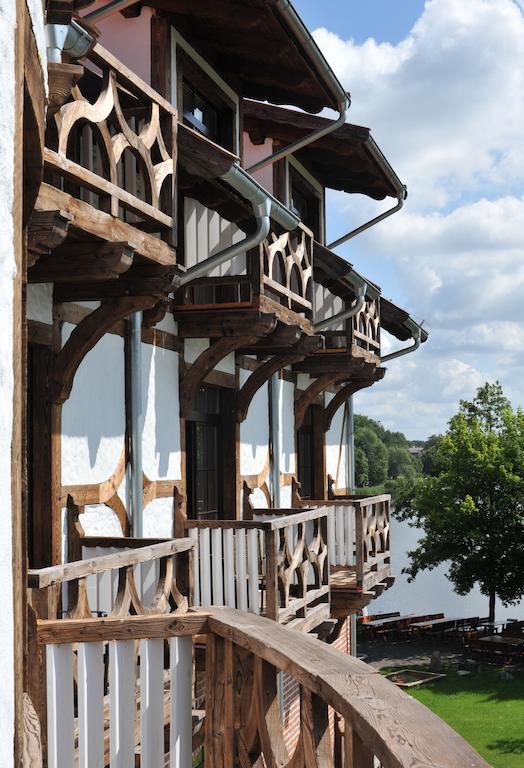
[45,44,177,232]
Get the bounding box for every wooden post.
[344,723,374,768]
[205,635,234,768]
[354,501,364,588]
[264,529,278,621]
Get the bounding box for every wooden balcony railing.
[299,495,391,592]
[175,224,314,321]
[28,538,193,620]
[44,43,177,237]
[319,295,381,357]
[34,606,490,768]
[186,507,329,627]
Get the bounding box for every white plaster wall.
[26,282,53,324]
[184,198,246,275]
[239,369,269,477]
[325,392,348,491]
[141,341,181,481]
[143,498,174,538]
[0,0,17,758]
[61,324,125,486]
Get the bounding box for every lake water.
[372,516,524,623]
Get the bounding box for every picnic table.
[363,614,415,629]
[479,634,524,649]
[410,617,459,630]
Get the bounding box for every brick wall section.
[282,617,352,757]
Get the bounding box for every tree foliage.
[355,427,389,485]
[354,414,420,488]
[395,382,524,620]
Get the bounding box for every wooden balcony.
[173,222,315,336]
[186,507,330,632]
[295,493,392,615]
[293,292,381,378]
[30,43,178,285]
[31,570,490,768]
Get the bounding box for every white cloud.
[314,0,524,210]
[310,1,524,436]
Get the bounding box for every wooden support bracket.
[180,334,259,418]
[237,335,322,422]
[29,241,135,283]
[295,373,342,429]
[54,294,157,403]
[323,380,373,432]
[27,209,73,266]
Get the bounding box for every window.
[178,49,236,151]
[183,82,221,142]
[289,167,323,242]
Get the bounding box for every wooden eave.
[243,100,401,200]
[143,0,340,113]
[292,347,379,376]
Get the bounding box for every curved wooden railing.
[34,605,490,767]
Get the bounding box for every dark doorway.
[296,404,325,500]
[186,385,235,520]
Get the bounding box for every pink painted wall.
[242,132,274,196]
[88,3,153,85]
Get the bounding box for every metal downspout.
[172,164,299,289]
[129,311,143,537]
[328,194,404,250]
[313,284,367,333]
[381,328,421,363]
[246,107,348,175]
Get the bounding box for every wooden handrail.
[34,607,490,767]
[28,537,194,588]
[206,607,491,768]
[183,506,326,531]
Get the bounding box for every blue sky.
[293,0,524,439]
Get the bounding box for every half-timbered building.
[2,0,488,765]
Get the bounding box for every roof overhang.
[138,0,347,113]
[243,100,405,200]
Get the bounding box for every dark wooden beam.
[175,309,277,339]
[29,241,135,283]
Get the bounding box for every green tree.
[355,427,388,486]
[396,382,524,621]
[419,434,442,475]
[355,446,369,488]
[388,446,417,480]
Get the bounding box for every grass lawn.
[381,666,524,767]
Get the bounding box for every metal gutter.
[85,0,139,22]
[328,192,405,250]
[172,163,299,288]
[381,318,427,363]
[246,0,351,174]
